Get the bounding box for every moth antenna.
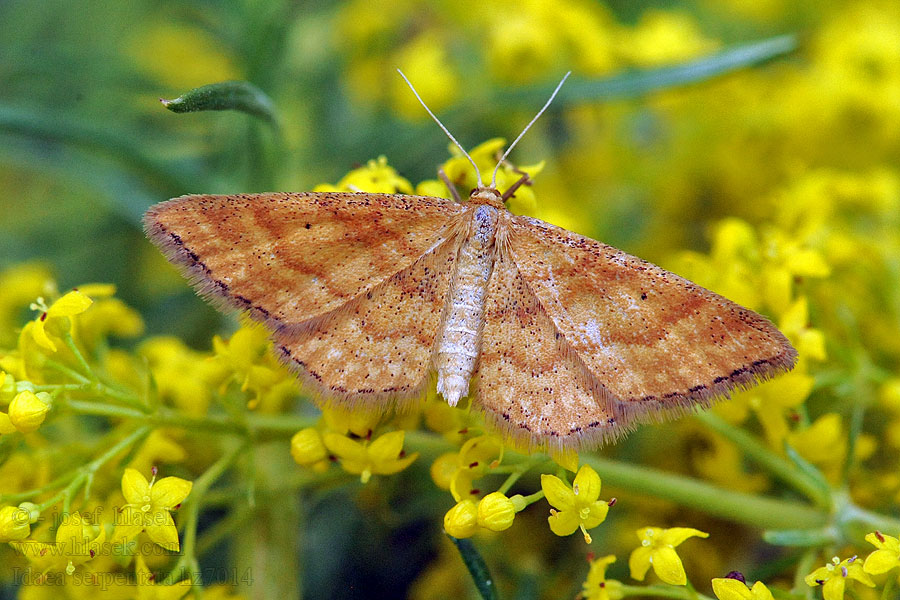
[397,68,484,188]
[490,71,570,190]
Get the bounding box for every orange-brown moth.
[144,73,796,451]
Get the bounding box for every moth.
[144,73,796,450]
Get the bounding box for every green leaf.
[161,80,281,130]
[497,33,798,105]
[448,535,499,600]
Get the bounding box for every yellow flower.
[787,414,847,482]
[314,156,413,194]
[78,296,145,349]
[583,555,624,600]
[712,577,775,600]
[211,322,295,410]
[863,531,900,575]
[541,465,610,543]
[618,10,719,68]
[322,430,418,484]
[805,556,874,600]
[628,526,709,585]
[134,554,193,600]
[8,390,51,433]
[115,467,193,552]
[322,405,382,439]
[0,505,31,542]
[476,492,516,532]
[390,32,460,119]
[30,290,93,352]
[12,511,105,575]
[444,499,478,539]
[449,435,504,502]
[139,336,224,416]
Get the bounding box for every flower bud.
[9,390,51,433]
[290,428,326,465]
[477,492,516,532]
[444,499,478,538]
[0,506,31,541]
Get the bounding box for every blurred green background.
[3,0,900,599]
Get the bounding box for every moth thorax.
[436,204,500,407]
[468,188,505,210]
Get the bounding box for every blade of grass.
[497,34,799,105]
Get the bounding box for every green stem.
[497,456,545,495]
[59,398,316,436]
[63,333,97,382]
[34,426,150,513]
[695,411,831,508]
[517,490,545,508]
[580,454,825,531]
[43,359,91,384]
[163,441,246,586]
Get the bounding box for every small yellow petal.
[821,576,845,600]
[368,430,405,462]
[651,546,687,585]
[864,548,900,574]
[145,511,180,551]
[541,474,575,511]
[122,468,151,504]
[322,432,366,461]
[659,526,709,547]
[572,465,602,503]
[712,578,753,600]
[47,290,93,317]
[628,546,653,581]
[548,509,579,537]
[150,477,193,508]
[30,320,58,352]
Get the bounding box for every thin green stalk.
[498,456,546,495]
[43,359,91,384]
[59,398,316,436]
[33,426,150,513]
[163,441,246,586]
[580,454,825,531]
[63,333,97,382]
[695,411,831,508]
